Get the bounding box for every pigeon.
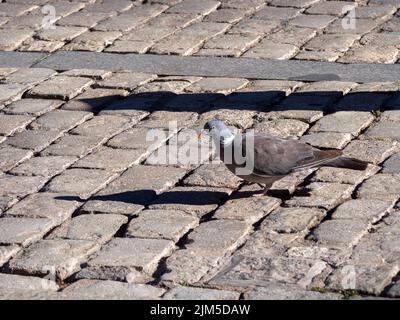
[202,119,369,197]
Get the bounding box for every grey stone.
[0,146,33,172]
[0,217,54,246]
[28,110,93,132]
[8,239,99,280]
[343,139,399,164]
[0,114,34,136]
[311,166,378,185]
[49,214,128,244]
[70,115,132,138]
[0,174,45,198]
[300,132,352,149]
[4,68,56,85]
[37,26,87,42]
[382,152,400,173]
[126,209,198,242]
[357,173,400,201]
[3,99,63,116]
[0,245,20,267]
[163,286,240,300]
[0,273,58,292]
[9,156,77,178]
[0,83,28,104]
[254,119,309,139]
[97,72,156,90]
[0,52,47,69]
[365,121,400,141]
[61,69,112,80]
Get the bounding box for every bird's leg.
[252,184,270,197]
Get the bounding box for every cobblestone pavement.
[0,0,400,300]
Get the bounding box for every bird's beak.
[198,129,209,140]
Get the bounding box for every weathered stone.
[0,273,58,292]
[289,14,335,29]
[200,108,256,129]
[311,166,378,185]
[3,99,63,116]
[71,115,132,139]
[243,41,298,60]
[166,0,220,14]
[262,207,326,234]
[254,119,309,138]
[104,40,152,54]
[338,46,399,64]
[382,152,400,173]
[60,279,165,300]
[325,18,379,35]
[365,121,400,141]
[49,214,128,244]
[285,245,351,267]
[0,114,34,136]
[40,134,105,157]
[163,286,240,300]
[81,238,174,280]
[186,77,248,94]
[19,40,65,53]
[149,186,232,217]
[310,111,374,136]
[0,29,33,51]
[381,110,400,122]
[213,195,281,224]
[9,156,76,177]
[265,26,317,47]
[331,199,393,223]
[304,34,359,52]
[4,192,82,224]
[0,146,33,172]
[357,173,400,201]
[300,132,352,149]
[0,245,20,267]
[204,8,248,23]
[306,1,356,15]
[310,219,370,248]
[62,69,112,80]
[0,217,53,246]
[97,72,156,90]
[0,174,45,198]
[37,26,87,42]
[28,76,93,100]
[83,0,133,13]
[4,68,56,85]
[29,110,92,132]
[137,111,198,129]
[45,168,116,199]
[126,209,198,242]
[57,12,112,28]
[243,283,342,300]
[343,139,399,164]
[326,264,399,295]
[72,147,144,172]
[8,239,99,280]
[185,220,251,256]
[183,163,242,189]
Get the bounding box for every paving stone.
[9,155,76,178]
[0,114,34,137]
[167,0,220,14]
[183,162,242,189]
[343,139,399,164]
[326,264,399,295]
[0,273,58,292]
[204,8,248,23]
[93,4,168,32]
[286,182,355,210]
[37,26,87,42]
[72,147,144,172]
[83,0,133,13]
[97,72,156,90]
[161,249,220,284]
[149,186,232,218]
[200,108,256,129]
[28,76,93,100]
[0,146,33,172]
[0,217,53,246]
[186,77,248,94]
[70,115,132,138]
[45,168,116,199]
[229,18,280,35]
[269,169,314,195]
[365,121,400,141]
[8,239,99,280]
[213,195,281,224]
[355,4,397,18]
[0,196,17,214]
[265,26,317,47]
[382,152,400,173]
[203,34,260,52]
[331,199,394,223]
[310,111,374,137]
[3,192,82,224]
[387,280,400,298]
[0,68,17,78]
[126,209,198,242]
[151,22,230,55]
[62,88,129,113]
[306,1,356,15]
[3,99,63,116]
[304,34,359,52]
[195,48,243,57]
[137,111,198,129]
[300,132,352,149]
[0,245,20,267]
[278,92,335,111]
[325,18,379,35]
[80,238,174,281]
[0,83,28,104]
[0,29,33,51]
[61,69,112,80]
[40,134,105,157]
[381,110,400,122]
[46,1,86,18]
[262,207,326,234]
[57,12,112,28]
[357,173,400,201]
[310,219,370,248]
[60,279,164,300]
[49,214,127,244]
[29,110,93,132]
[63,31,123,52]
[0,3,37,17]
[185,220,251,256]
[243,283,342,300]
[208,256,327,288]
[0,174,45,198]
[5,130,61,152]
[334,92,390,112]
[338,45,399,64]
[163,286,240,300]
[19,40,65,53]
[4,68,57,85]
[296,49,340,62]
[311,166,378,185]
[360,33,400,48]
[104,40,152,54]
[289,14,336,29]
[243,41,298,60]
[254,119,309,138]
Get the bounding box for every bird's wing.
[241,133,342,176]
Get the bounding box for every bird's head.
[201,118,234,145]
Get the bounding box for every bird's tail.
[323,156,369,171]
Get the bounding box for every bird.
[201,119,369,197]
